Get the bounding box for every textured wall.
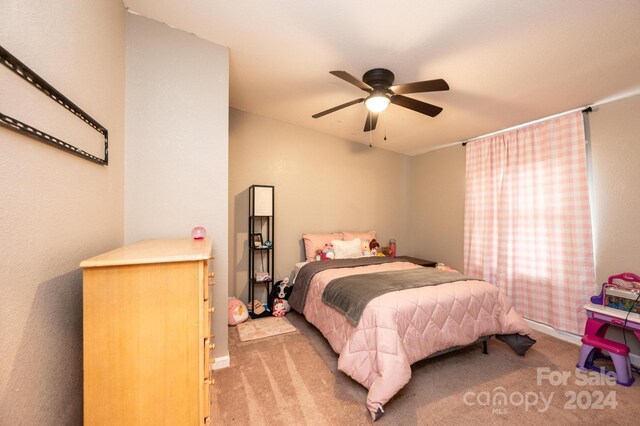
[0,1,125,424]
[229,108,411,302]
[590,94,640,285]
[589,95,640,358]
[408,145,466,271]
[124,13,229,360]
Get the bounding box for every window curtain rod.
[461,106,592,147]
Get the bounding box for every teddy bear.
[321,243,335,260]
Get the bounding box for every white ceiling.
[124,0,640,156]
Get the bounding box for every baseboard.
[212,355,230,370]
[524,318,640,369]
[524,318,582,345]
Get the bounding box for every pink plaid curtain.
[464,111,594,334]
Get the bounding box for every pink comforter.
[301,261,532,419]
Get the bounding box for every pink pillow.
[302,233,343,261]
[342,230,376,242]
[228,298,248,325]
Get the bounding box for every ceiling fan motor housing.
[362,68,395,89]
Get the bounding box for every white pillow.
[332,238,363,259]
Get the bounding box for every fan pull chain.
[369,113,373,147]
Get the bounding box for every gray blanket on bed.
[289,257,402,314]
[322,267,479,325]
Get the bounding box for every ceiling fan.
[312,68,449,132]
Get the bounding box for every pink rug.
[236,316,297,342]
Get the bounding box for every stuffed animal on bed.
[268,278,293,313]
[227,297,249,325]
[369,239,380,255]
[361,240,372,257]
[321,243,335,260]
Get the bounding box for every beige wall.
[589,95,640,357]
[590,94,640,285]
[124,13,230,360]
[408,145,466,271]
[0,1,125,423]
[229,108,411,302]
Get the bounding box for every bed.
[289,251,534,420]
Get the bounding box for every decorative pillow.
[228,297,249,325]
[302,233,343,261]
[332,238,363,259]
[342,230,376,242]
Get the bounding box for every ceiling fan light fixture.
[365,92,390,113]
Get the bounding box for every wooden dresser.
[81,238,215,425]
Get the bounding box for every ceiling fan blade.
[363,111,378,132]
[312,98,365,118]
[330,71,372,92]
[390,78,449,95]
[390,94,443,117]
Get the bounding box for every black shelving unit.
[248,185,275,318]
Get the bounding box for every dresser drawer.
[591,311,640,332]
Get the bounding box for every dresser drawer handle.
[208,280,215,286]
[208,272,215,278]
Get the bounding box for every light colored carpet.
[212,311,640,425]
[236,316,297,342]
